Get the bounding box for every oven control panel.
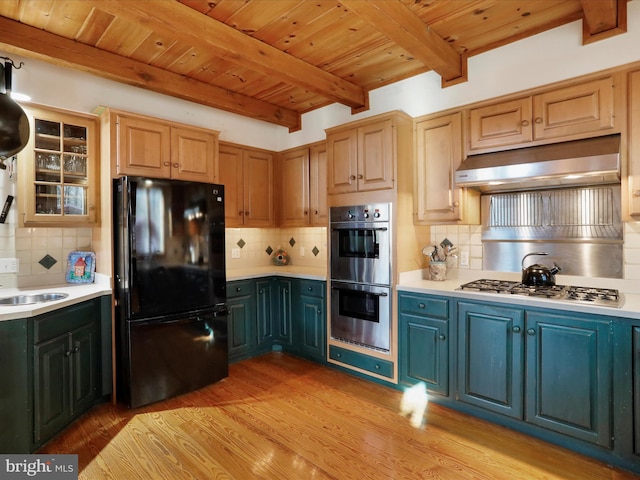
[330,203,390,223]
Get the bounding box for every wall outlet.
[459,250,469,267]
[0,258,19,273]
[231,248,241,259]
[300,247,305,257]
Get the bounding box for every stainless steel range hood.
[455,134,620,192]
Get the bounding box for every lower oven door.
[330,281,390,352]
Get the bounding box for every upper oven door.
[330,222,390,285]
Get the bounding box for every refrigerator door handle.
[211,307,229,318]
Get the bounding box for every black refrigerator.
[113,176,228,408]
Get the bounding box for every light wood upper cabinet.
[468,76,617,153]
[327,113,405,195]
[116,112,218,183]
[116,114,171,178]
[170,127,218,183]
[279,142,327,227]
[279,146,310,227]
[19,105,99,226]
[309,142,328,225]
[414,112,479,225]
[218,143,244,227]
[627,70,640,218]
[532,77,615,140]
[218,142,274,227]
[468,97,533,150]
[326,128,357,194]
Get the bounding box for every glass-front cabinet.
[20,106,98,225]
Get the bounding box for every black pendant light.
[0,57,30,167]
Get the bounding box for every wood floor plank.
[38,353,639,480]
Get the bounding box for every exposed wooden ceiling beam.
[0,16,301,131]
[339,0,466,87]
[84,0,367,110]
[580,0,627,44]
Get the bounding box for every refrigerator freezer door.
[124,310,228,408]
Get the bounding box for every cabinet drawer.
[329,345,393,378]
[33,301,97,343]
[399,293,449,319]
[227,280,255,299]
[298,280,325,298]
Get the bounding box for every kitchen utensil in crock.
[521,251,561,286]
[0,58,30,166]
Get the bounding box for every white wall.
[1,53,283,151]
[2,0,640,151]
[281,0,640,148]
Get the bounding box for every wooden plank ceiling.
[0,0,629,131]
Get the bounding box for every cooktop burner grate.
[457,279,622,308]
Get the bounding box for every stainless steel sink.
[0,292,69,305]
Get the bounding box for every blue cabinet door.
[298,293,326,362]
[634,327,640,456]
[256,279,275,350]
[525,310,612,447]
[275,279,293,345]
[227,280,256,362]
[0,319,29,453]
[398,293,450,396]
[457,301,524,418]
[294,280,326,362]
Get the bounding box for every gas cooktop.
[457,279,622,308]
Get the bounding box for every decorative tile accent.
[265,246,273,255]
[237,239,246,248]
[289,237,296,247]
[312,246,320,257]
[39,254,57,270]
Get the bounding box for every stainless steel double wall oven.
[330,203,391,352]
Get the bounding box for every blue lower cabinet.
[456,300,613,448]
[329,345,393,379]
[227,277,326,363]
[525,310,612,447]
[0,319,29,453]
[256,279,275,350]
[634,327,640,457]
[295,280,326,362]
[457,301,525,418]
[0,297,109,453]
[398,292,450,396]
[274,279,293,346]
[227,280,256,362]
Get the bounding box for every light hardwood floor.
[40,353,638,479]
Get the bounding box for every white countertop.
[0,274,112,321]
[0,266,326,322]
[398,269,640,320]
[226,266,327,281]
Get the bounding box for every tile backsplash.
[429,224,483,271]
[2,221,640,288]
[431,222,640,281]
[0,227,93,288]
[624,222,640,280]
[225,227,327,270]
